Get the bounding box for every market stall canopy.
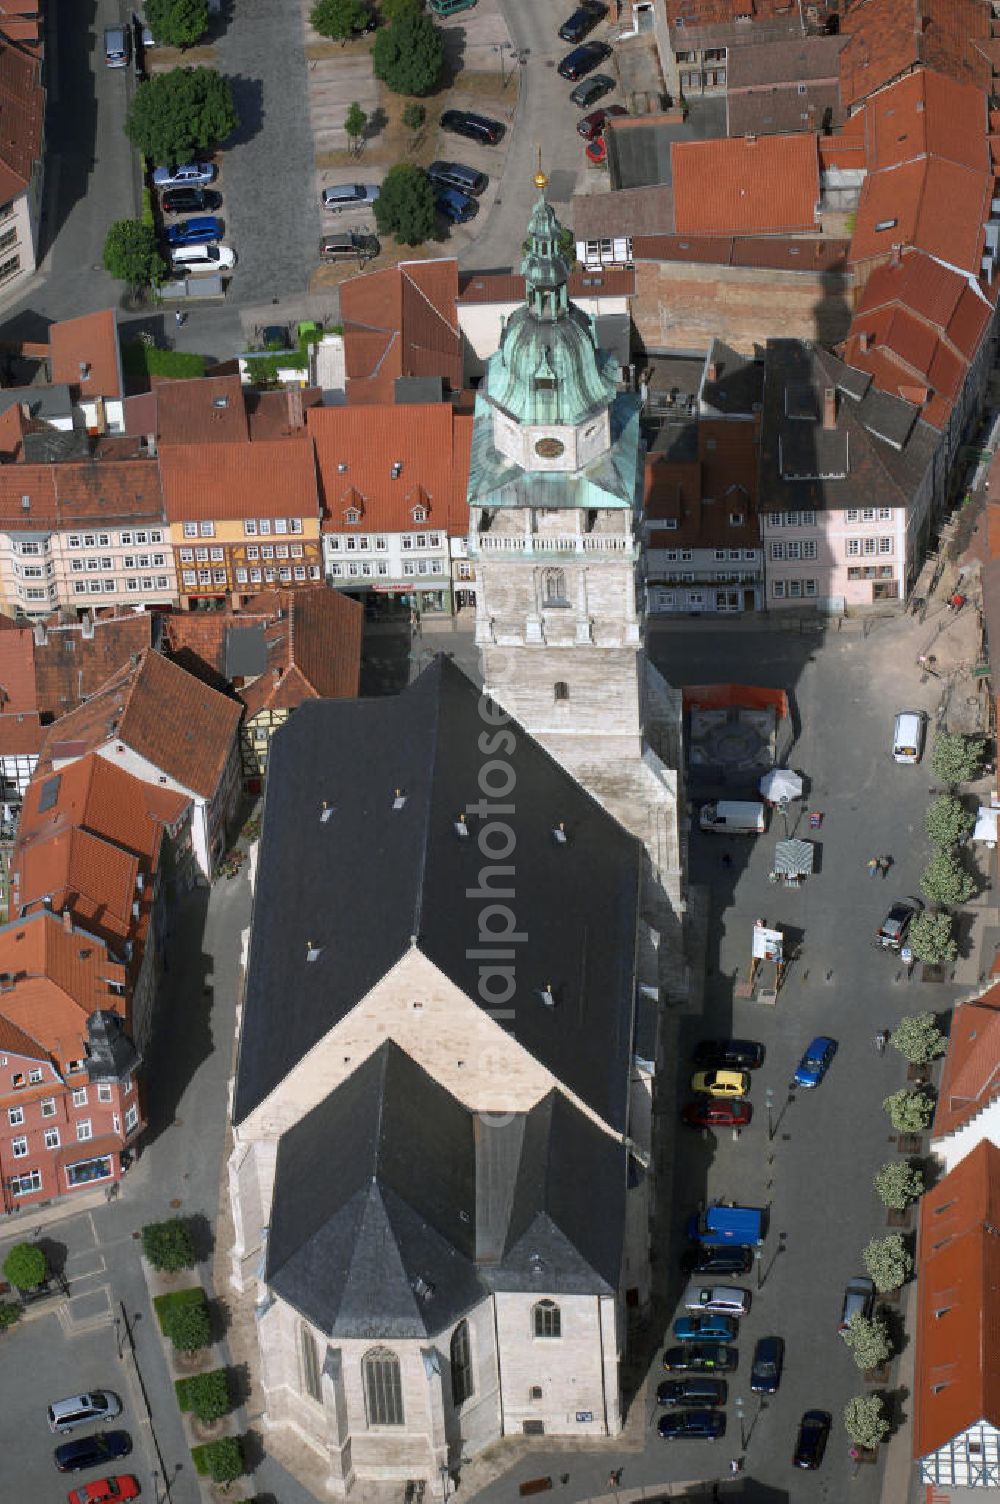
[973,805,999,847]
[760,769,803,802]
[774,838,814,875]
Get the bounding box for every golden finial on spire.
[533,146,547,192]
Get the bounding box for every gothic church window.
[300,1324,323,1402]
[363,1347,404,1426]
[554,682,570,703]
[533,1299,561,1338]
[542,568,568,607]
[450,1320,474,1406]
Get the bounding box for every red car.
[682,1098,753,1129]
[585,135,608,165]
[68,1478,140,1504]
[576,104,627,139]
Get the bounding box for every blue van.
[436,187,477,224]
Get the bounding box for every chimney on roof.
[286,387,304,431]
[806,103,816,131]
[78,361,90,382]
[62,907,72,933]
[706,361,717,383]
[891,243,902,267]
[860,331,872,353]
[33,621,47,647]
[93,395,107,436]
[823,386,837,430]
[81,616,94,639]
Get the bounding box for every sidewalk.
[0,1184,108,1246]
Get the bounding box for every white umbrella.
[759,768,803,802]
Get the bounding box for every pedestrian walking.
[867,856,880,878]
[174,309,186,327]
[873,1030,888,1055]
[879,855,892,878]
[729,1457,743,1475]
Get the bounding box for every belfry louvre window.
[364,1347,404,1425]
[301,1325,322,1401]
[451,1320,473,1405]
[533,1299,561,1338]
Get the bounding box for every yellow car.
[690,1069,750,1099]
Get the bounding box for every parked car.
[839,1275,875,1332]
[436,187,477,224]
[793,1035,837,1088]
[876,897,922,950]
[585,135,608,166]
[681,1244,754,1276]
[750,1335,784,1394]
[322,183,380,212]
[165,216,222,247]
[892,708,926,764]
[662,1343,737,1374]
[559,1,608,43]
[54,1433,132,1474]
[681,1098,752,1129]
[672,1313,737,1342]
[557,40,613,80]
[48,1393,122,1433]
[577,104,627,139]
[152,162,216,189]
[569,73,615,108]
[690,1068,750,1099]
[657,1408,726,1441]
[68,1478,141,1504]
[170,243,236,271]
[440,110,505,145]
[160,187,221,214]
[320,231,381,263]
[656,1376,727,1407]
[793,1409,831,1470]
[103,25,130,67]
[692,1038,765,1070]
[682,1283,751,1316]
[427,160,488,196]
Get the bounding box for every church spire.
[519,158,570,323]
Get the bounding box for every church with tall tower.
[468,170,684,927]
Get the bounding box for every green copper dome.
[483,178,618,429]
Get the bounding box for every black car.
[657,1377,727,1406]
[54,1431,132,1473]
[569,72,615,108]
[794,1410,831,1470]
[750,1335,784,1394]
[160,187,222,215]
[440,110,505,146]
[558,1,608,43]
[557,39,613,80]
[876,897,922,950]
[681,1244,755,1276]
[692,1038,765,1070]
[662,1344,737,1374]
[657,1408,726,1441]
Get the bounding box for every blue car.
[436,187,477,224]
[166,216,222,247]
[794,1035,837,1088]
[672,1313,737,1342]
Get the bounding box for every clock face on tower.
[534,436,565,459]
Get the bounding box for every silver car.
[322,183,380,212]
[153,162,217,190]
[682,1283,751,1316]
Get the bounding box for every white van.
[699,800,767,835]
[892,711,926,765]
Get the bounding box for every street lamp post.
[735,1395,747,1450]
[765,1086,775,1143]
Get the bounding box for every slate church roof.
[233,655,641,1134]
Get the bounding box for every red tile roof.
[671,133,820,235]
[0,459,164,529]
[245,387,322,441]
[13,824,139,945]
[309,404,464,534]
[339,259,462,403]
[49,311,123,402]
[863,69,989,174]
[15,752,188,869]
[0,622,36,713]
[840,250,994,430]
[933,982,1000,1140]
[839,0,993,110]
[32,615,155,720]
[645,419,760,548]
[0,710,42,756]
[914,1141,1000,1459]
[158,438,320,522]
[40,650,241,800]
[0,909,127,1067]
[0,32,42,201]
[153,374,249,443]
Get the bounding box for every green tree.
[344,101,368,154]
[908,909,958,964]
[372,10,443,95]
[2,1242,46,1290]
[841,1311,892,1372]
[925,794,974,847]
[402,101,426,134]
[921,848,975,906]
[142,1217,196,1273]
[181,1369,230,1423]
[873,1160,924,1210]
[0,1301,19,1330]
[103,220,165,291]
[863,1233,914,1294]
[843,1394,890,1450]
[883,1087,935,1134]
[164,1298,212,1352]
[146,0,209,47]
[931,732,986,786]
[311,0,369,39]
[200,1436,243,1484]
[373,162,435,245]
[891,1011,947,1065]
[126,67,238,165]
[380,0,422,21]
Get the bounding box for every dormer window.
[344,507,361,525]
[411,505,427,523]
